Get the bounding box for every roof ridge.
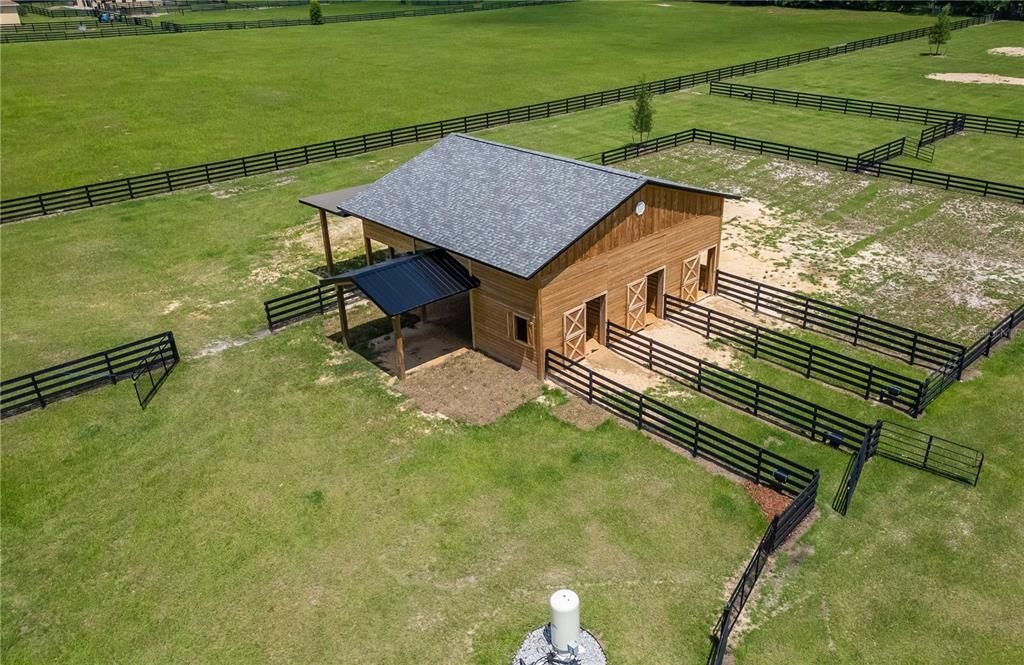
[450,133,646,183]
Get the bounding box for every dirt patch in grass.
[581,346,665,393]
[926,72,1024,86]
[551,394,611,431]
[642,318,737,367]
[988,47,1024,57]
[397,351,541,426]
[721,198,836,294]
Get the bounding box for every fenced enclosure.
[0,15,993,222]
[606,320,874,453]
[597,128,1024,204]
[708,81,1024,137]
[708,472,818,665]
[264,283,362,330]
[714,271,964,371]
[158,0,565,32]
[544,349,818,497]
[855,137,906,169]
[0,332,179,418]
[831,421,880,516]
[663,295,925,413]
[875,421,983,486]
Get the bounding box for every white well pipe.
[549,589,580,653]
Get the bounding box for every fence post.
[755,448,763,484]
[647,337,654,370]
[922,434,933,469]
[864,365,875,399]
[31,375,46,409]
[637,394,644,429]
[106,351,117,384]
[692,420,700,456]
[806,346,814,378]
[909,332,919,365]
[753,327,760,359]
[587,370,593,403]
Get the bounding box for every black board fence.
[597,127,1024,204]
[708,80,1024,137]
[544,349,819,497]
[0,14,993,222]
[876,421,983,486]
[831,421,880,516]
[708,473,818,665]
[264,283,362,330]
[159,0,561,32]
[0,332,179,418]
[713,272,1023,415]
[606,320,873,453]
[663,295,925,413]
[854,136,906,170]
[714,271,964,372]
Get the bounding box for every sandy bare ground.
[988,47,1024,57]
[641,318,738,367]
[397,350,541,425]
[926,72,1024,86]
[720,198,836,295]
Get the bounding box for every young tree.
[310,0,324,25]
[630,78,655,144]
[928,4,952,55]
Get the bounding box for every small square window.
[513,313,530,345]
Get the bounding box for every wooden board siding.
[537,185,723,360]
[362,219,419,254]
[470,262,539,371]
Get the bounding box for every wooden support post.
[393,316,406,379]
[419,304,428,323]
[320,210,335,276]
[364,236,374,266]
[336,285,349,348]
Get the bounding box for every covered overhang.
[299,185,371,275]
[320,249,479,378]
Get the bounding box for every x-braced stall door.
[682,255,700,302]
[626,278,646,331]
[563,304,587,361]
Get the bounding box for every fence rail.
[709,80,1023,137]
[855,136,905,168]
[876,421,983,485]
[606,320,874,452]
[264,283,362,330]
[918,114,967,148]
[159,0,564,32]
[0,332,179,418]
[714,271,964,372]
[0,14,993,222]
[544,349,817,497]
[663,295,925,413]
[831,422,880,516]
[598,128,1024,204]
[708,472,818,665]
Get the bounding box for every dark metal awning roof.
[320,249,478,317]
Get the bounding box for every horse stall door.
[563,304,586,361]
[682,255,700,302]
[626,278,646,331]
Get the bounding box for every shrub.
[310,0,324,25]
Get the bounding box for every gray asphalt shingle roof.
[334,134,736,278]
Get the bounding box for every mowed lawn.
[0,92,960,376]
[0,1,931,196]
[161,1,407,24]
[642,326,1024,665]
[0,320,766,664]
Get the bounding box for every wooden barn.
[300,134,737,378]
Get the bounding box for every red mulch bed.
[742,480,791,520]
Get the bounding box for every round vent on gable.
[635,201,647,216]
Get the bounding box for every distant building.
[0,0,22,26]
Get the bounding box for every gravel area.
[512,625,607,665]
